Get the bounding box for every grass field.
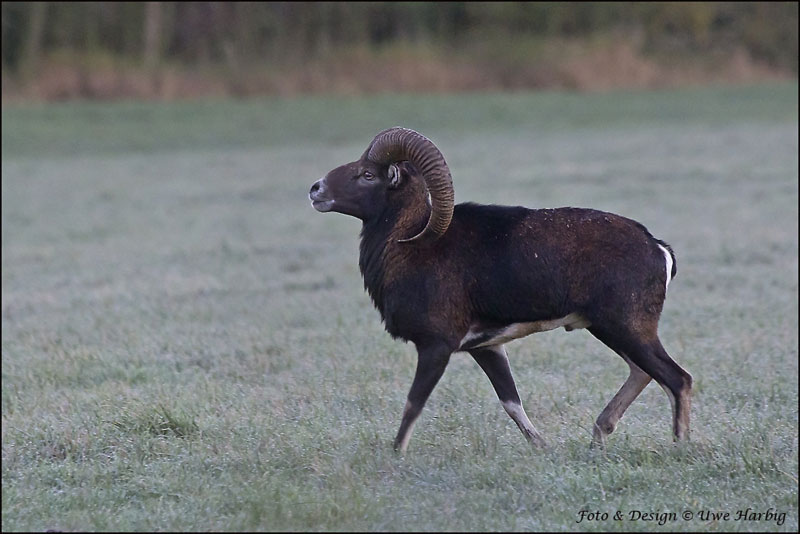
[2,83,798,531]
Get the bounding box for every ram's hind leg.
[650,340,692,441]
[591,326,692,443]
[591,355,651,447]
[469,345,546,447]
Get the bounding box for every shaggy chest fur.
[359,226,433,341]
[358,199,471,344]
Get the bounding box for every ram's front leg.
[469,345,546,447]
[393,342,452,453]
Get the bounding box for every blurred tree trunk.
[21,1,47,78]
[316,2,332,57]
[233,2,255,62]
[143,1,162,68]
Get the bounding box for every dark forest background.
[2,2,797,100]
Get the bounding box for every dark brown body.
[363,202,671,350]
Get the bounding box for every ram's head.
[309,127,454,243]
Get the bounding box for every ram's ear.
[387,164,401,189]
[388,162,412,189]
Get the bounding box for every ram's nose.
[309,179,334,212]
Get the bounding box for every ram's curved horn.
[365,127,454,244]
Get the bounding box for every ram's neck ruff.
[359,198,429,309]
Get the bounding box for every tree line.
[3,2,797,73]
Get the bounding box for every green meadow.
[2,83,797,531]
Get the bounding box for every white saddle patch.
[459,312,591,350]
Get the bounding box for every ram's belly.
[458,312,591,351]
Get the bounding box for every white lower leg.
[502,400,545,446]
[396,400,421,453]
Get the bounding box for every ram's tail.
[655,239,677,291]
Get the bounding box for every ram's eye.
[363,171,374,181]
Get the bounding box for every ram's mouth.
[309,187,335,212]
[310,198,334,212]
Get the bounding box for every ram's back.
[442,203,672,326]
